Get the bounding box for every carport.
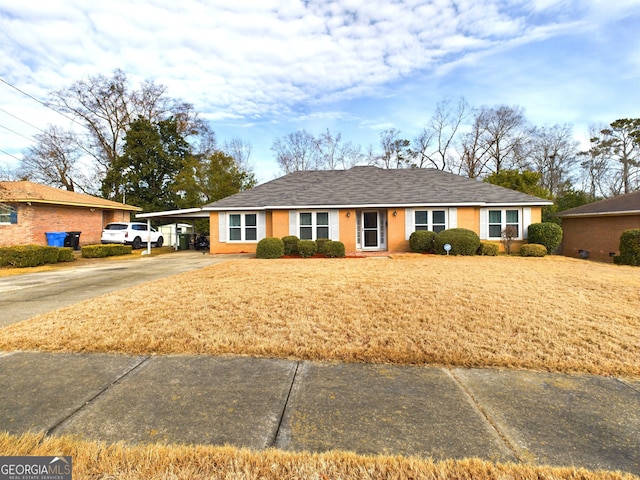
[136,207,210,255]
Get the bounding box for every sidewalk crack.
[268,360,300,448]
[46,355,151,436]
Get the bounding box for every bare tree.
[271,129,320,173]
[578,125,612,199]
[411,97,469,171]
[479,105,532,174]
[317,128,362,169]
[223,137,252,170]
[375,128,410,169]
[591,118,640,194]
[459,107,492,178]
[529,124,579,197]
[17,125,91,192]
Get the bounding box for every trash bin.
[178,233,190,250]
[45,232,66,247]
[64,231,82,250]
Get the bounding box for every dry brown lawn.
[1,255,638,377]
[1,432,634,480]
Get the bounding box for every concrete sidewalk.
[0,351,638,475]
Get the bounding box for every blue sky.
[1,0,638,183]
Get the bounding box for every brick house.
[140,166,552,254]
[0,181,141,247]
[557,190,640,262]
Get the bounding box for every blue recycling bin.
[45,232,66,247]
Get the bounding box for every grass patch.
[0,432,633,480]
[1,256,638,378]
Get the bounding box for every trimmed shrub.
[520,243,547,257]
[57,247,75,263]
[409,230,436,253]
[324,240,345,258]
[434,228,480,256]
[527,222,563,253]
[0,245,63,268]
[477,241,499,256]
[282,236,299,256]
[256,237,284,259]
[82,244,132,258]
[618,228,640,266]
[297,240,318,258]
[316,238,331,255]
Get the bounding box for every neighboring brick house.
[140,166,552,255]
[557,190,640,263]
[0,181,141,247]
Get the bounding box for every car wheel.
[156,237,164,248]
[132,237,142,249]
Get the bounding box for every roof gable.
[557,190,640,217]
[0,181,141,211]
[204,166,551,210]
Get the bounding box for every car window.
[105,224,127,230]
[133,225,147,231]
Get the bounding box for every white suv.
[101,222,164,249]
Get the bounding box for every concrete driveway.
[0,251,246,327]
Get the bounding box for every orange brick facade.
[0,203,133,247]
[561,214,640,263]
[209,206,543,255]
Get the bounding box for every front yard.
[1,255,638,378]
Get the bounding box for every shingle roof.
[204,166,551,210]
[0,181,141,211]
[557,190,640,217]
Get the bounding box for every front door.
[362,211,380,250]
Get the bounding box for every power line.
[0,122,33,142]
[0,106,46,135]
[0,148,22,162]
[0,77,85,128]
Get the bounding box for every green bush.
[316,238,331,255]
[527,222,563,253]
[520,244,547,257]
[57,247,75,263]
[324,240,345,258]
[409,230,436,253]
[256,237,284,259]
[0,245,65,268]
[82,244,132,258]
[282,236,299,256]
[618,228,640,266]
[477,241,499,256]
[434,228,480,256]
[297,240,318,258]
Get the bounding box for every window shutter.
[479,209,488,240]
[329,210,339,240]
[404,208,414,240]
[289,210,297,236]
[257,212,266,240]
[9,209,17,224]
[218,212,227,242]
[523,207,532,240]
[448,208,457,229]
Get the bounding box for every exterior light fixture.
[393,210,397,216]
[346,211,351,217]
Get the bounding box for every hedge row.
[618,228,640,266]
[257,236,346,259]
[0,245,75,268]
[81,244,133,258]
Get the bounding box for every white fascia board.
[136,207,208,218]
[204,201,551,211]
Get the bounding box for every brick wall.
[0,203,133,247]
[562,214,640,263]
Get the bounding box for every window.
[414,210,447,233]
[0,206,17,224]
[488,209,520,238]
[299,212,329,240]
[228,213,258,242]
